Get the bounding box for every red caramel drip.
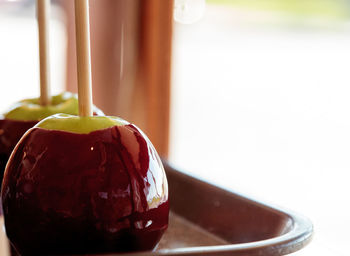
[111,126,148,213]
[1,125,169,255]
[0,119,38,185]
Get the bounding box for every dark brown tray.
[1,162,313,256]
[112,162,313,256]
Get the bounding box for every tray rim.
[109,162,314,256]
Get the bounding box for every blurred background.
[1,0,350,255]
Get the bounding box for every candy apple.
[1,114,169,255]
[0,92,104,183]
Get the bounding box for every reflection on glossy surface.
[1,124,169,255]
[0,118,38,185]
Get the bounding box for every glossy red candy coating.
[0,111,103,188]
[0,118,38,184]
[1,125,169,255]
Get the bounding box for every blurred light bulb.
[174,0,206,24]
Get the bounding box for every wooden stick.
[37,0,51,106]
[0,217,10,256]
[74,0,93,117]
